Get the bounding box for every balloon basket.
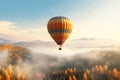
[59,47,62,50]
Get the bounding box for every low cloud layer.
[0,43,120,80]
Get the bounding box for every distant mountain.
[0,38,13,43]
[14,40,54,47]
[69,39,120,48]
[80,38,97,40]
[73,38,97,41]
[14,39,120,49]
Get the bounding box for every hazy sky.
[0,0,120,41]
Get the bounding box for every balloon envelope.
[47,16,73,50]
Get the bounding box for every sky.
[0,0,120,41]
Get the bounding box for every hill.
[0,44,31,65]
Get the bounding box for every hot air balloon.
[47,16,73,50]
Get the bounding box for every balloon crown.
[49,16,69,20]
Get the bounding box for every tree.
[83,73,88,80]
[69,75,72,80]
[72,75,77,80]
[112,68,118,78]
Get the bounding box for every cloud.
[0,21,15,27]
[0,21,16,34]
[17,27,51,41]
[0,21,50,41]
[0,50,8,66]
